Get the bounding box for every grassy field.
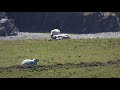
[0,38,120,78]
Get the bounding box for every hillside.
[5,12,120,34]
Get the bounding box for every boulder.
[0,12,18,36]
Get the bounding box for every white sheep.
[51,29,60,36]
[51,29,60,39]
[21,58,39,66]
[51,34,62,40]
[51,34,71,40]
[59,34,71,39]
[51,29,71,40]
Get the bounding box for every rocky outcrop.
[6,12,120,34]
[0,12,18,36]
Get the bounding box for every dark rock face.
[0,12,18,36]
[6,12,120,34]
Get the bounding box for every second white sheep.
[21,58,39,66]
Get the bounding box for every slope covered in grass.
[0,38,120,78]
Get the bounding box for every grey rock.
[0,12,18,36]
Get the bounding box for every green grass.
[0,63,120,78]
[0,38,120,78]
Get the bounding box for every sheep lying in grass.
[21,58,39,66]
[51,29,71,40]
[52,34,71,40]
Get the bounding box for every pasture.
[0,38,120,78]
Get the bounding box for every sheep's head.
[51,34,53,38]
[51,35,57,39]
[34,58,39,62]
